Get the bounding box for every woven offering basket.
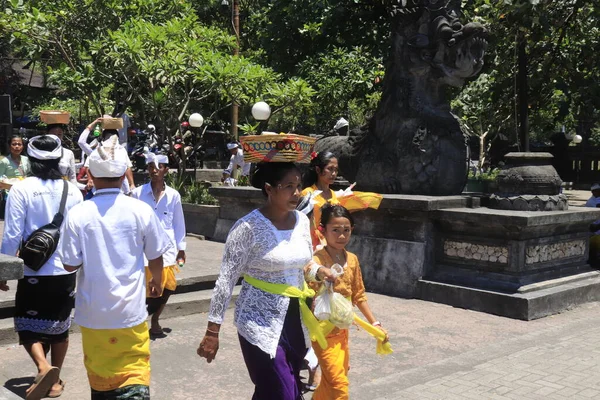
[40,110,70,124]
[102,117,124,130]
[240,134,317,164]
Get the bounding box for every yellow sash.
[318,297,393,355]
[243,274,328,350]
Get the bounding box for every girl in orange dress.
[311,204,389,400]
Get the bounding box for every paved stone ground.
[2,295,600,399]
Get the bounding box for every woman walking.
[0,134,30,218]
[302,151,382,249]
[197,160,333,399]
[0,135,83,400]
[0,134,30,180]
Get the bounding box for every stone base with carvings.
[207,186,600,320]
[421,207,600,319]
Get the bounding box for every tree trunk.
[517,31,529,152]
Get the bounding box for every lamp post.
[228,0,240,140]
[252,101,271,134]
[562,125,582,144]
[189,113,204,175]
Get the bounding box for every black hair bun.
[251,162,268,190]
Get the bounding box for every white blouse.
[208,209,313,358]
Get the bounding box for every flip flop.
[47,379,66,398]
[26,366,60,400]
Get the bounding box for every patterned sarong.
[81,322,150,392]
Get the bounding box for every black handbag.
[19,180,69,271]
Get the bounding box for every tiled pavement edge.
[3,295,600,399]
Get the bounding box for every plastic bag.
[313,285,332,321]
[313,263,354,328]
[329,292,354,329]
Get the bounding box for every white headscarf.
[145,153,169,169]
[334,118,349,130]
[27,135,63,160]
[227,143,239,150]
[88,135,129,178]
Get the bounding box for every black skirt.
[14,274,76,345]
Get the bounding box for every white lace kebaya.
[208,209,313,358]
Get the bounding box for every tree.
[1,0,315,148]
[460,0,600,150]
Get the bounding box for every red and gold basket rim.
[240,134,317,164]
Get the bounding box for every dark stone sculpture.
[316,0,488,195]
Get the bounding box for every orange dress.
[311,248,367,400]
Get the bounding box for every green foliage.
[182,182,218,205]
[238,122,260,135]
[468,168,501,181]
[461,0,600,145]
[298,47,383,130]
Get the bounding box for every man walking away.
[60,136,171,399]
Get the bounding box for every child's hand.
[374,323,389,343]
[148,279,162,298]
[317,266,336,282]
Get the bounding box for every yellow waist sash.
[319,297,393,355]
[243,274,328,350]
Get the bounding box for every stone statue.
[316,0,488,195]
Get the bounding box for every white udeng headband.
[88,136,129,178]
[145,153,169,169]
[27,135,63,160]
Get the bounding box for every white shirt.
[224,148,250,177]
[78,128,97,157]
[586,196,599,208]
[208,210,312,358]
[131,183,186,266]
[1,177,83,276]
[59,148,78,186]
[60,189,172,329]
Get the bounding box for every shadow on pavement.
[4,376,34,398]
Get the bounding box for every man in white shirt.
[585,183,600,208]
[131,153,186,337]
[60,136,171,399]
[222,142,250,186]
[1,135,83,400]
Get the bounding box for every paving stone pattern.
[2,295,600,399]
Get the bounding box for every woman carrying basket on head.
[197,134,335,399]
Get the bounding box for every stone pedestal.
[347,195,478,297]
[420,207,600,319]
[0,254,23,281]
[490,152,568,211]
[209,186,265,242]
[0,254,23,399]
[205,186,600,320]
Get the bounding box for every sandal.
[47,379,66,398]
[26,367,60,400]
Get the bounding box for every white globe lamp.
[573,134,583,144]
[189,113,204,128]
[252,101,271,121]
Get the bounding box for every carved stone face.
[391,0,488,87]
